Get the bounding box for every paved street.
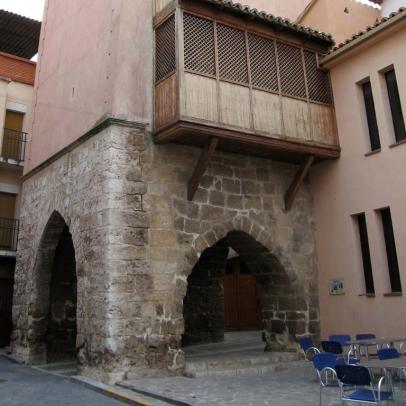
[0,356,125,406]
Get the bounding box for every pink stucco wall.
[25,0,153,174]
[243,0,312,21]
[25,0,315,174]
[311,22,406,339]
[299,0,381,44]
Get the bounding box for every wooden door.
[224,258,261,331]
[2,110,24,159]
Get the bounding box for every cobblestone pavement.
[123,363,406,406]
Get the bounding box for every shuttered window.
[355,214,375,295]
[379,208,402,293]
[362,81,381,151]
[385,69,406,142]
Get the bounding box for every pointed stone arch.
[179,216,312,351]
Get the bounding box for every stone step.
[185,352,302,378]
[188,360,305,378]
[35,361,78,376]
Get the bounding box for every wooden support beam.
[188,137,219,201]
[284,155,315,211]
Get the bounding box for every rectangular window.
[385,69,406,142]
[355,214,375,294]
[362,81,381,151]
[379,208,402,293]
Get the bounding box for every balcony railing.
[1,128,27,162]
[0,218,19,251]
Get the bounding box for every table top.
[361,357,406,369]
[348,337,406,346]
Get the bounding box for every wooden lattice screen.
[178,13,333,105]
[184,13,216,76]
[155,15,176,82]
[248,33,278,93]
[217,24,248,84]
[277,42,307,99]
[304,50,332,104]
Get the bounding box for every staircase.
[184,331,304,378]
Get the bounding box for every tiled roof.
[0,9,41,59]
[195,0,334,45]
[325,7,406,55]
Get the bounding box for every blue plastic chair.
[299,336,320,361]
[322,341,359,364]
[378,348,400,360]
[329,334,351,346]
[312,353,347,406]
[336,364,395,405]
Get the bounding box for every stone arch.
[180,216,313,351]
[28,211,77,364]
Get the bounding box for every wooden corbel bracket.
[187,137,219,201]
[284,155,315,211]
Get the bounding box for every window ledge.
[383,292,402,297]
[359,293,375,298]
[389,138,406,149]
[365,148,381,157]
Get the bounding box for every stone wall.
[12,120,319,383]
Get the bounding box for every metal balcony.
[1,128,27,163]
[0,217,19,252]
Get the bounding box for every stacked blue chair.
[321,340,359,364]
[336,364,395,405]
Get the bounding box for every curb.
[71,375,155,406]
[117,381,191,406]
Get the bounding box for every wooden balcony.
[154,1,339,159]
[153,0,340,205]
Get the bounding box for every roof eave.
[321,8,406,67]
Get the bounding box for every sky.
[0,0,380,21]
[1,0,46,20]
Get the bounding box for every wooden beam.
[284,155,315,211]
[188,137,218,201]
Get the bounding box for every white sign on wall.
[329,278,345,295]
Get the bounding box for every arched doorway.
[30,212,77,363]
[182,230,305,351]
[46,224,77,362]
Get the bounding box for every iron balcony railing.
[1,128,27,162]
[0,218,19,251]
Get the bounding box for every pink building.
[311,7,406,339]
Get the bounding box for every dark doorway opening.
[45,225,77,362]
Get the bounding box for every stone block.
[209,191,225,207]
[242,180,261,195]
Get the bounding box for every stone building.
[11,0,340,383]
[0,10,39,347]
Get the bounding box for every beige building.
[311,8,406,339]
[0,10,39,347]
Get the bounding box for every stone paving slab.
[122,364,406,406]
